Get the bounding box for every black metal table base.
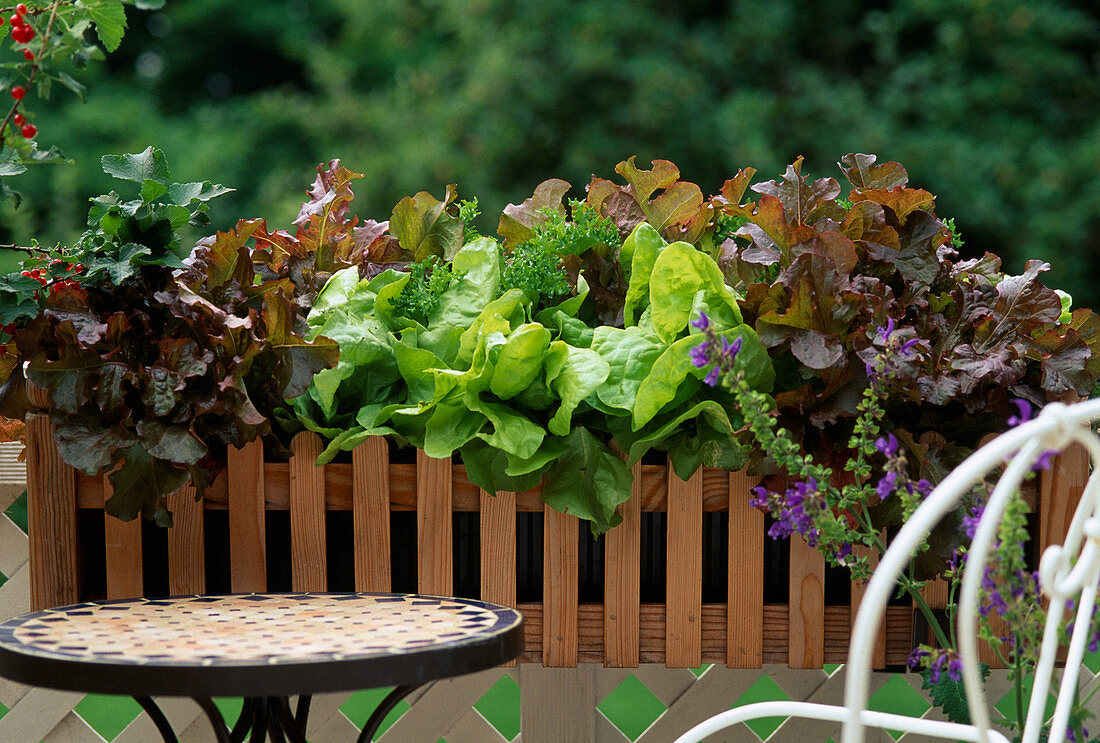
[132,686,421,742]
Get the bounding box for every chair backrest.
[841,399,1100,743]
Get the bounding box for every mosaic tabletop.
[0,593,524,696]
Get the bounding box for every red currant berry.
[20,271,30,278]
[16,4,27,15]
[21,123,35,138]
[13,113,24,126]
[74,264,84,273]
[10,85,25,100]
[9,14,20,27]
[23,49,33,60]
[21,26,33,41]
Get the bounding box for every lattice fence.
[2,441,1100,743]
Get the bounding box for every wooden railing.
[24,393,1090,669]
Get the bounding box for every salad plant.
[0,148,337,524]
[2,151,1097,543]
[287,160,772,533]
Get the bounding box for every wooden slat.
[353,437,391,592]
[727,467,762,667]
[515,603,914,666]
[851,544,886,669]
[480,488,517,668]
[78,460,1044,515]
[1040,443,1089,553]
[666,463,702,667]
[103,474,143,600]
[604,455,641,667]
[26,412,78,611]
[788,534,825,668]
[480,489,516,607]
[542,504,578,666]
[166,482,204,595]
[227,439,266,593]
[289,432,327,592]
[416,450,452,595]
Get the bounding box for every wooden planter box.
[24,402,1089,670]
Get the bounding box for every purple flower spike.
[749,486,770,508]
[907,647,929,669]
[703,366,720,387]
[1007,398,1033,426]
[1032,449,1057,472]
[877,316,896,342]
[690,342,711,368]
[946,658,963,681]
[876,471,897,499]
[875,432,899,457]
[900,338,921,356]
[722,335,743,361]
[690,312,710,331]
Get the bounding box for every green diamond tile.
[690,663,712,678]
[733,675,791,741]
[4,490,26,534]
[0,697,7,720]
[823,663,842,676]
[598,674,667,741]
[214,698,244,726]
[867,675,930,740]
[341,688,410,740]
[474,675,520,741]
[1084,648,1100,675]
[995,676,1055,725]
[74,694,142,741]
[0,570,7,589]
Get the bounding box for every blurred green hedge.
[3,0,1100,304]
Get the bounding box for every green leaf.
[101,146,169,185]
[621,223,666,326]
[423,400,485,458]
[87,0,128,52]
[648,242,742,343]
[430,237,502,327]
[460,438,544,495]
[541,427,632,534]
[456,289,529,367]
[88,242,152,285]
[0,147,26,177]
[55,72,88,102]
[167,180,234,205]
[919,664,990,724]
[632,327,771,428]
[140,178,169,203]
[489,322,551,399]
[389,187,463,261]
[544,341,610,436]
[469,397,545,460]
[591,326,663,412]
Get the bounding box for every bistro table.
[0,592,524,742]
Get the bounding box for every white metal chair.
[675,399,1100,743]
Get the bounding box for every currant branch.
[0,1,60,149]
